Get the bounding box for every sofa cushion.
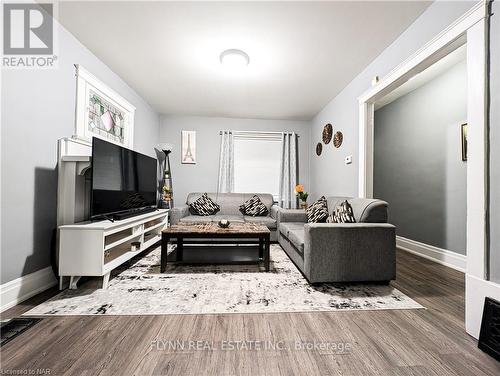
[239,195,268,216]
[179,215,216,223]
[279,222,305,237]
[287,228,305,254]
[212,214,245,223]
[244,216,277,229]
[306,196,329,223]
[189,193,220,216]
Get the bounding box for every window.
[233,133,282,199]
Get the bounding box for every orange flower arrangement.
[295,184,308,203]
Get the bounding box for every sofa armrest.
[276,208,307,223]
[303,223,396,282]
[270,205,280,220]
[170,205,190,225]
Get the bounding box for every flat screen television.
[91,137,157,220]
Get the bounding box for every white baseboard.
[396,236,466,272]
[0,267,57,313]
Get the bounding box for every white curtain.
[279,132,298,208]
[217,130,234,193]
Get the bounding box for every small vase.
[300,201,308,209]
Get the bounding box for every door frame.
[357,1,494,338]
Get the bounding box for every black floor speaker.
[478,297,500,361]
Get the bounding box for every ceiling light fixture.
[220,49,250,70]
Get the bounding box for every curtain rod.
[219,130,299,137]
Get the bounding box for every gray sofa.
[170,193,279,241]
[277,196,396,283]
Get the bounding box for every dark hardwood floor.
[1,249,499,375]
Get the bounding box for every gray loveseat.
[277,196,396,283]
[170,193,279,241]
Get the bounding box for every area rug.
[24,245,423,316]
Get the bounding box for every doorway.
[357,2,491,339]
[373,45,467,268]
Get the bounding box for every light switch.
[345,155,352,165]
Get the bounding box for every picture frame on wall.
[74,64,136,148]
[181,130,196,164]
[461,123,468,161]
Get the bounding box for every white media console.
[56,137,167,290]
[59,209,168,289]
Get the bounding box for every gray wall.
[374,61,467,254]
[159,115,311,205]
[1,21,160,284]
[489,0,500,282]
[308,1,475,201]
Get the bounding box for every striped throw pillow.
[327,200,356,223]
[239,195,268,216]
[189,193,221,216]
[306,196,329,223]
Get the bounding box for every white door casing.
[357,1,497,339]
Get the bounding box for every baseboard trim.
[0,267,57,312]
[396,236,466,272]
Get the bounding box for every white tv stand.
[59,209,168,289]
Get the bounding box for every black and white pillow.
[239,195,269,216]
[327,200,356,223]
[189,193,220,216]
[306,196,329,223]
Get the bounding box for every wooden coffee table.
[161,222,271,272]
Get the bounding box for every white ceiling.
[375,44,467,110]
[58,1,431,120]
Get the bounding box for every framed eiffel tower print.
[181,130,196,164]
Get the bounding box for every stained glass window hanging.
[88,90,125,143]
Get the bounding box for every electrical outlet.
[345,155,352,165]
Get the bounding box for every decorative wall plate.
[333,131,343,148]
[322,123,333,144]
[316,142,323,156]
